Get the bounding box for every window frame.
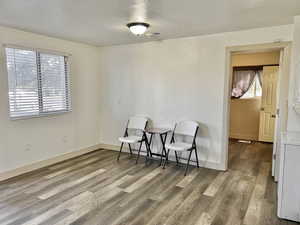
[4,44,72,120]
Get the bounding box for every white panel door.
[259,66,278,142]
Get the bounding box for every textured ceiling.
[0,0,299,46]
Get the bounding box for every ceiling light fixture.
[127,22,150,36]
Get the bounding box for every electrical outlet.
[62,136,68,143]
[25,144,32,152]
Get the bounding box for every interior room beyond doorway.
[229,51,280,143]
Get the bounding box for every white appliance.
[277,131,300,222]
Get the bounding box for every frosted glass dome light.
[127,22,150,36]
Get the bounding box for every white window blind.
[5,47,71,119]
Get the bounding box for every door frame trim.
[221,42,292,172]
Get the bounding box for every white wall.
[0,22,296,174]
[287,16,300,131]
[0,26,102,173]
[98,24,293,170]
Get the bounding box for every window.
[241,75,262,99]
[5,46,71,119]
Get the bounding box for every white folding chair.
[117,116,149,163]
[164,121,199,176]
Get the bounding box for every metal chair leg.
[117,143,124,161]
[128,144,133,156]
[175,151,179,165]
[136,141,143,164]
[159,149,165,166]
[147,142,153,158]
[144,135,152,159]
[163,149,170,169]
[145,141,150,164]
[184,150,193,176]
[148,134,153,158]
[144,142,149,163]
[194,148,200,168]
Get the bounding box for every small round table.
[145,128,171,165]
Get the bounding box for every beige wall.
[230,98,261,140]
[230,51,280,140]
[232,51,280,67]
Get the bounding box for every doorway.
[229,52,280,142]
[222,42,291,181]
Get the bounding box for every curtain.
[257,70,263,87]
[231,70,257,98]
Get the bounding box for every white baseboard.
[0,142,222,182]
[0,144,103,182]
[99,143,222,171]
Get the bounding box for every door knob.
[261,107,265,111]
[271,115,276,118]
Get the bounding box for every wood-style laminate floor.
[0,141,298,225]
